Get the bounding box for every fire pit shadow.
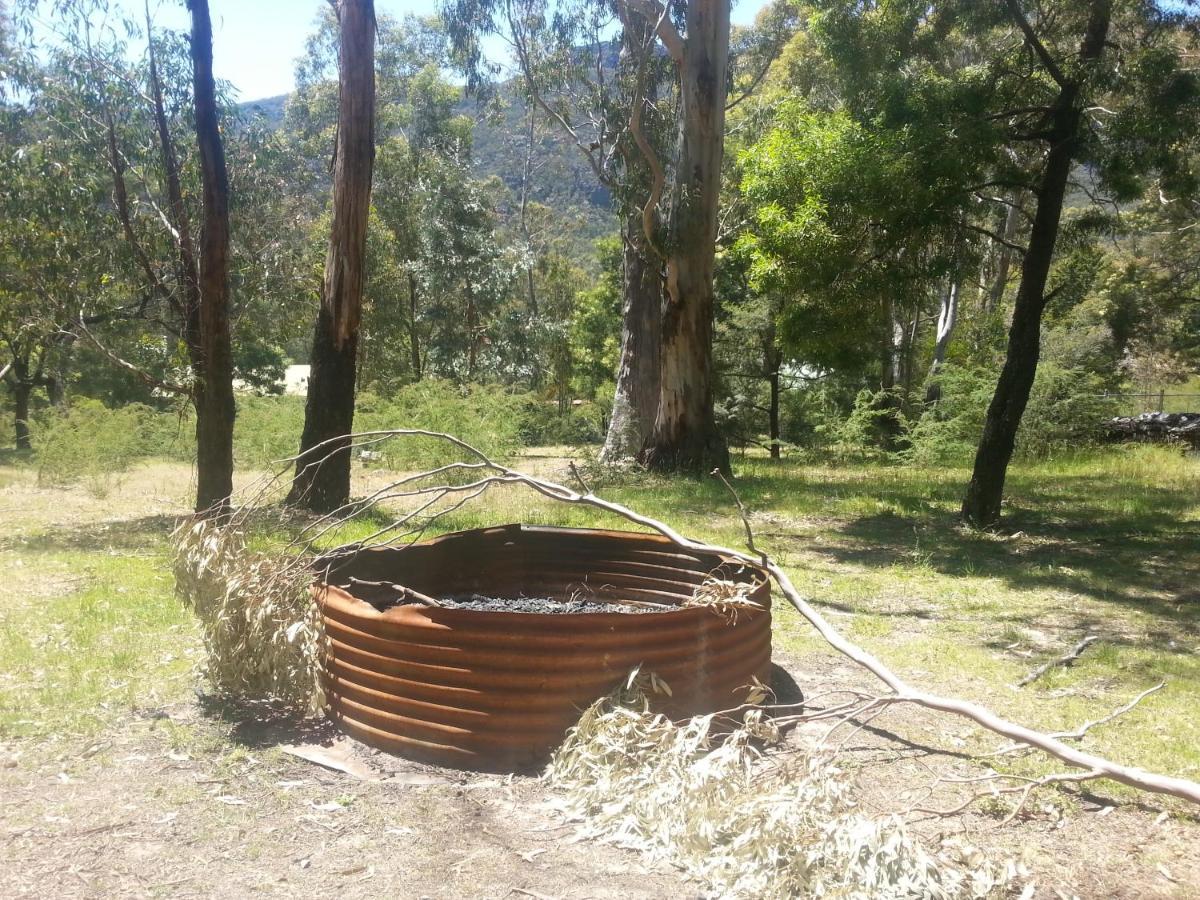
[314,524,772,772]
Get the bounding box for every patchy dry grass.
[0,445,1198,897]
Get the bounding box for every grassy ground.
[1,445,1198,897]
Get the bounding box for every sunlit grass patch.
[0,549,198,739]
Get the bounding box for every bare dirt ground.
[2,459,1198,899]
[2,706,685,899]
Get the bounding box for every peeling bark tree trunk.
[601,11,663,463]
[924,281,959,405]
[601,215,663,462]
[963,1,1111,527]
[289,0,376,513]
[188,0,236,517]
[638,0,731,475]
[874,294,905,450]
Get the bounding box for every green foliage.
[517,398,605,446]
[568,237,622,400]
[908,363,1120,465]
[354,380,525,466]
[32,400,184,495]
[232,395,307,467]
[735,89,984,374]
[828,389,908,460]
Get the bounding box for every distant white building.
[283,364,310,396]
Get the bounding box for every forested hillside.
[240,78,614,258]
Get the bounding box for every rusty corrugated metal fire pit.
[315,524,772,772]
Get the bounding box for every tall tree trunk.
[465,281,479,379]
[188,0,236,516]
[767,354,781,460]
[11,379,32,450]
[148,18,218,508]
[901,309,920,399]
[984,199,1022,313]
[873,294,904,450]
[601,215,663,462]
[289,0,376,513]
[638,0,730,475]
[519,107,544,390]
[407,272,422,380]
[962,1,1111,527]
[45,373,65,407]
[600,10,663,463]
[925,280,959,405]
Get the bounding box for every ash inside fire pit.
[361,589,665,614]
[437,593,660,614]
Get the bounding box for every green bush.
[32,399,171,495]
[908,362,1119,464]
[233,395,306,467]
[355,380,525,467]
[518,397,605,446]
[0,401,14,450]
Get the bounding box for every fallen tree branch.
[990,681,1166,757]
[1017,634,1099,687]
[222,429,1200,807]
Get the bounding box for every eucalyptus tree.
[737,105,986,430]
[185,0,235,514]
[441,0,670,461]
[12,1,309,506]
[957,0,1200,526]
[0,111,109,446]
[289,0,376,513]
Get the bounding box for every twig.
[344,577,443,608]
[1017,635,1100,687]
[568,461,593,496]
[1055,682,1165,741]
[710,468,767,566]
[991,682,1166,756]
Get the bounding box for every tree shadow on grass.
[673,462,1198,633]
[0,514,180,554]
[805,504,1198,635]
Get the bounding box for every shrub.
[827,389,908,460]
[172,519,324,714]
[355,380,525,467]
[0,402,14,450]
[908,362,1120,464]
[548,673,1016,898]
[518,397,606,446]
[32,399,175,495]
[233,394,306,467]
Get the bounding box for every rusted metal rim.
[315,524,772,772]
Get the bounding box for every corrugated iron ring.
[315,524,772,771]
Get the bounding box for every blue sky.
[136,0,771,101]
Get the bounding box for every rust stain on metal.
[315,524,772,771]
